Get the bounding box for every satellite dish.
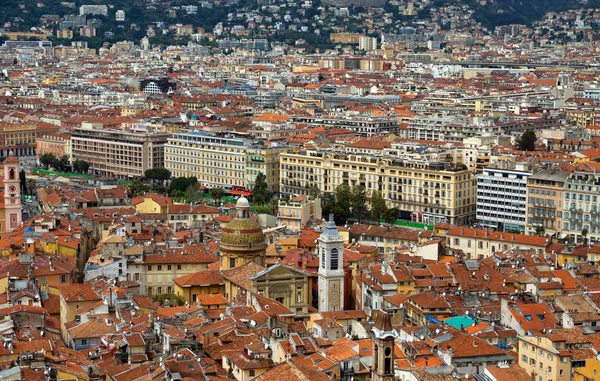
[250,320,257,327]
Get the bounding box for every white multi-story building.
[359,36,377,51]
[79,4,108,16]
[476,163,532,233]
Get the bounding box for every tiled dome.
[221,218,265,246]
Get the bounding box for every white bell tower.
[317,214,345,312]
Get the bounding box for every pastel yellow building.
[280,150,477,226]
[517,334,571,381]
[132,194,171,214]
[573,356,600,381]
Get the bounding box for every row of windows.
[147,264,182,271]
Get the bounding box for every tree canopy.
[516,131,537,151]
[145,168,171,182]
[169,176,198,196]
[252,173,272,205]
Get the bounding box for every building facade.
[71,126,170,178]
[476,164,531,233]
[562,165,600,244]
[280,150,476,225]
[525,169,568,237]
[165,132,248,189]
[518,334,571,381]
[36,134,72,162]
[277,195,322,232]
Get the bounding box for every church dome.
[236,196,250,208]
[221,196,264,246]
[221,218,265,246]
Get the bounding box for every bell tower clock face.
[8,185,16,194]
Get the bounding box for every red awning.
[229,190,252,196]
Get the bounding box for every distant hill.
[439,0,600,29]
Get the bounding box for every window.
[147,265,152,271]
[547,354,553,360]
[330,248,339,269]
[81,339,87,345]
[530,358,535,366]
[548,366,552,373]
[135,273,140,281]
[539,350,544,357]
[177,264,182,270]
[157,287,162,294]
[521,355,528,362]
[60,274,68,283]
[230,258,236,268]
[249,370,255,377]
[168,265,172,270]
[157,265,162,271]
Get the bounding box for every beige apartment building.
[165,132,247,189]
[280,150,476,225]
[518,334,571,381]
[71,125,170,178]
[165,132,288,193]
[525,168,568,237]
[277,195,322,232]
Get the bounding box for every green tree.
[26,178,36,196]
[330,183,352,224]
[582,227,589,245]
[145,168,171,186]
[252,172,272,205]
[169,176,198,195]
[370,190,387,224]
[127,177,150,198]
[73,159,90,173]
[321,193,336,219]
[535,225,546,236]
[51,155,69,172]
[39,152,56,169]
[19,169,26,194]
[309,184,321,200]
[209,187,225,204]
[382,207,400,224]
[516,131,537,151]
[350,185,368,222]
[185,183,201,202]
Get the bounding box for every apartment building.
[127,243,219,296]
[277,195,322,232]
[525,168,569,236]
[37,134,72,162]
[476,163,531,233]
[71,126,169,178]
[562,163,600,244]
[446,227,548,259]
[280,150,476,225]
[291,116,400,137]
[518,334,571,381]
[0,122,60,157]
[245,144,291,193]
[165,132,248,189]
[165,132,288,192]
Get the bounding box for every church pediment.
[251,264,307,281]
